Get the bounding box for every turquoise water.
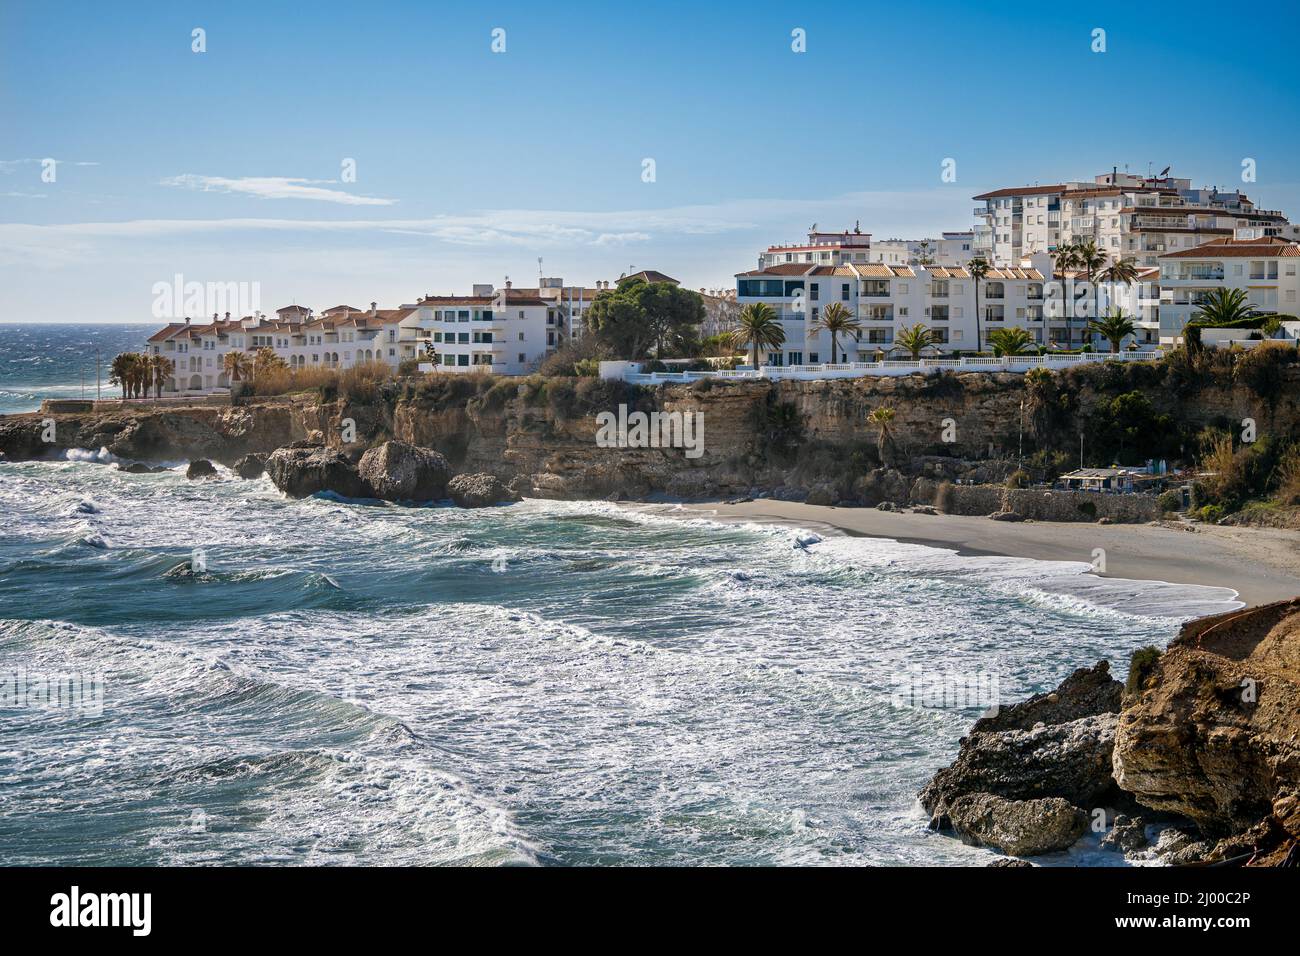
[0,456,1240,865]
[0,323,153,414]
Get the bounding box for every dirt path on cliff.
[668,500,1300,609]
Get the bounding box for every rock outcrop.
[265,439,469,506]
[357,441,450,502]
[921,713,1120,819]
[233,453,266,479]
[186,459,217,479]
[265,446,371,499]
[447,473,516,508]
[920,660,1127,858]
[1113,597,1300,862]
[946,793,1088,856]
[970,661,1122,735]
[925,601,1300,864]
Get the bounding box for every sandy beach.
[674,499,1300,609]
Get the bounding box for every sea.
[0,323,153,414]
[0,325,1242,865]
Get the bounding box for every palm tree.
[1086,310,1137,353]
[222,350,251,383]
[728,303,785,370]
[1074,240,1108,344]
[1096,257,1141,346]
[987,326,1034,357]
[894,323,933,361]
[1049,242,1080,347]
[109,351,146,400]
[867,405,896,465]
[252,346,286,379]
[813,301,861,365]
[1192,287,1255,326]
[1187,288,1257,352]
[149,354,175,398]
[968,256,990,354]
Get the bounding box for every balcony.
[1165,270,1224,283]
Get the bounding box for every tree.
[584,278,705,359]
[1087,310,1137,353]
[252,347,286,379]
[1192,287,1256,326]
[987,326,1034,357]
[894,323,933,361]
[813,302,861,365]
[727,303,785,369]
[968,256,991,354]
[109,351,147,399]
[149,354,175,398]
[867,405,896,465]
[1074,240,1108,340]
[1049,243,1080,346]
[222,350,251,383]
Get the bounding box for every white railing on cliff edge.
[601,351,1164,385]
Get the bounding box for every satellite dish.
[1159,166,1171,177]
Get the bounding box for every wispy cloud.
[162,174,396,206]
[0,158,97,173]
[0,189,973,270]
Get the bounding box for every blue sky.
[3,0,1298,322]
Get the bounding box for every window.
[809,283,819,301]
[808,352,819,363]
[518,353,526,363]
[787,351,803,365]
[841,284,850,301]
[518,332,525,341]
[457,355,469,367]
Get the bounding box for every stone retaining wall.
[923,482,1163,523]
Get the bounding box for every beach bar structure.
[1057,467,1152,494]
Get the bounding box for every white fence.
[606,351,1163,385]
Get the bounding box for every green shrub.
[1234,341,1298,405]
[1006,469,1029,489]
[1126,646,1162,695]
[1156,489,1183,513]
[1196,503,1226,523]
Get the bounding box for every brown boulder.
[1113,598,1300,841]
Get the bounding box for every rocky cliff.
[923,599,1300,866]
[2,365,1297,508]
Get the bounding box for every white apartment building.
[735,260,1057,363]
[871,232,976,267]
[411,284,566,375]
[758,227,974,270]
[506,277,611,339]
[1157,236,1300,344]
[144,283,573,392]
[974,169,1290,268]
[146,304,422,393]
